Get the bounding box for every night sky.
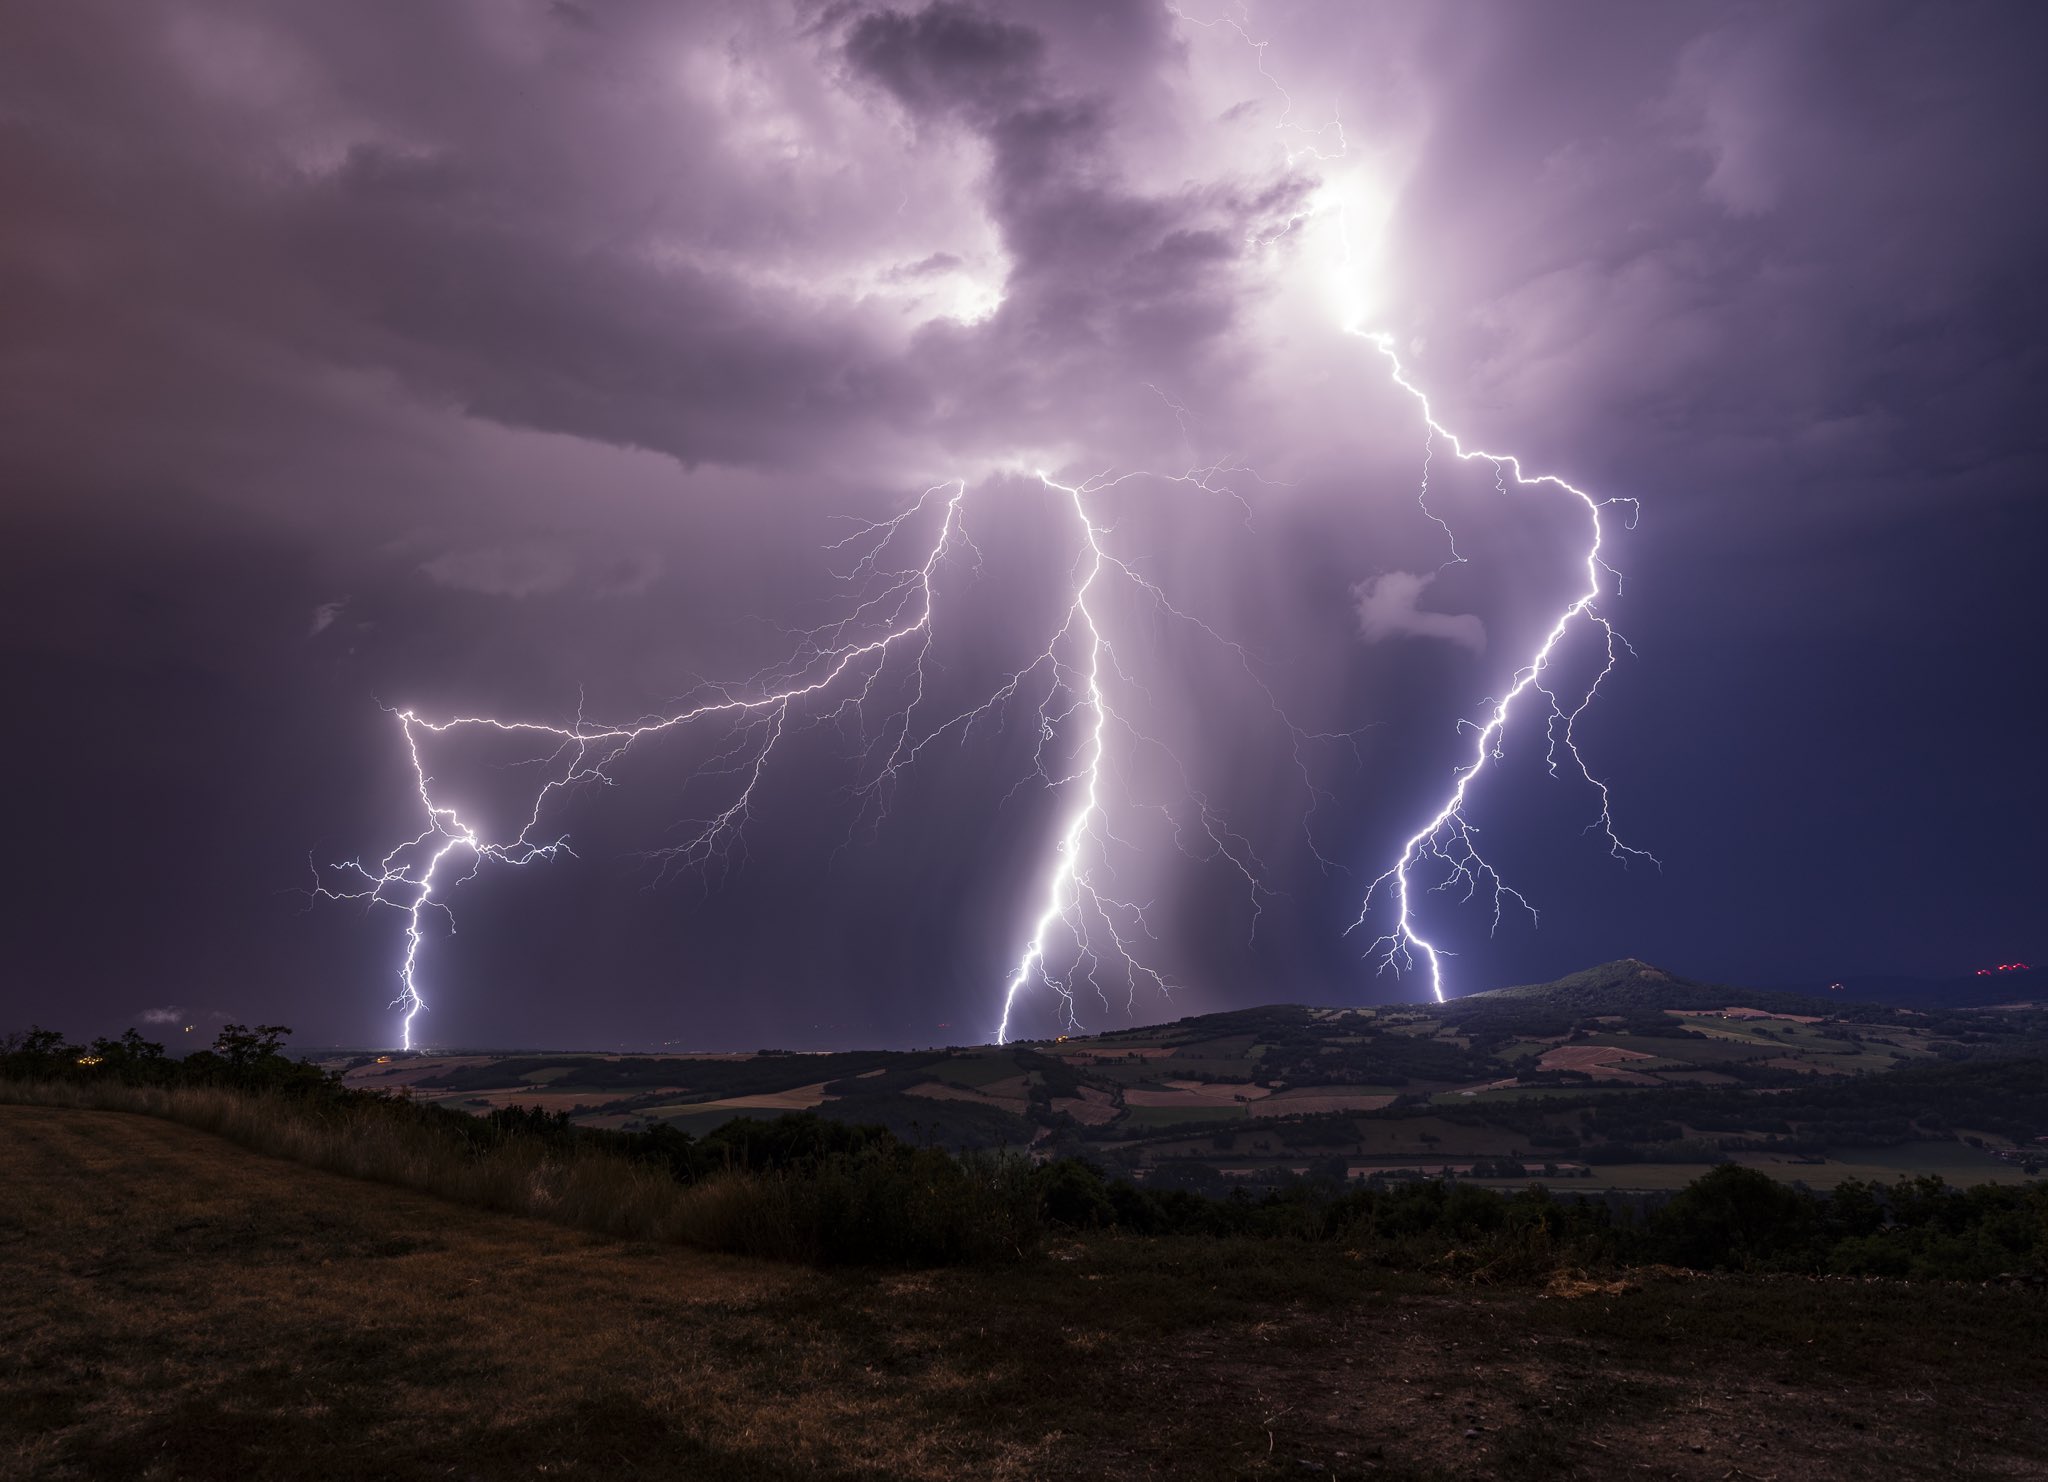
[4,2,2043,1051]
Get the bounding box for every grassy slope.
[6,1107,2047,1481]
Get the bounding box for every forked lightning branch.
[319,17,1653,1046]
[317,465,1296,1050]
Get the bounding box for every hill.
[325,961,2048,1195]
[1471,958,1852,1014]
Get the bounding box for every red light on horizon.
[1975,962,2032,976]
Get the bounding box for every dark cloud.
[1361,1,2048,531]
[837,0,1311,458]
[1,1,2041,1047]
[845,3,1047,117]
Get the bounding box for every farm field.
[7,1105,2047,1481]
[318,961,2048,1197]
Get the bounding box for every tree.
[186,1023,330,1093]
[91,1029,167,1062]
[212,1023,292,1067]
[1653,1163,1820,1270]
[1035,1159,1114,1229]
[9,1027,82,1061]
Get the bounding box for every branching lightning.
[321,464,1312,1048]
[991,468,1284,1045]
[1349,332,1658,1001]
[322,6,1659,1045]
[317,478,973,1049]
[1182,4,1658,1002]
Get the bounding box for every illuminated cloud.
[419,546,581,600]
[1352,571,1484,653]
[1,1,2040,1044]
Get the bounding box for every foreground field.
[5,1108,2045,1480]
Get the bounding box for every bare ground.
[3,1106,2044,1481]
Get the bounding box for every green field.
[1430,1085,1636,1105]
[324,959,2048,1198]
[927,1053,1028,1088]
[1119,1104,1246,1128]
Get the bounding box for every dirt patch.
[1124,1087,1208,1107]
[1539,1045,1655,1068]
[1052,1085,1121,1125]
[1544,1269,1641,1300]
[1156,1282,2047,1482]
[1121,1080,1269,1107]
[339,1055,500,1090]
[679,1080,835,1111]
[1250,1092,1396,1116]
[1535,1045,1662,1083]
[434,1088,666,1114]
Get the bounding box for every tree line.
[5,1024,2043,1279]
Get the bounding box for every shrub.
[8,1024,2044,1283]
[1650,1163,1820,1270]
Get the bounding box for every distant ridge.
[1017,960,2035,1046]
[1459,959,1835,1016]
[1467,958,2041,1016]
[1777,967,2040,1011]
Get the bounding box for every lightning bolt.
[992,471,1173,1046]
[992,461,1351,1043]
[322,463,1311,1049]
[323,7,1657,1044]
[1180,5,1658,1002]
[1349,333,1658,1002]
[318,479,973,1050]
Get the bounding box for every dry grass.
[0,1077,712,1245]
[682,1080,835,1111]
[0,1079,1040,1269]
[334,1054,504,1092]
[903,1079,1030,1112]
[1049,1090,1120,1125]
[1249,1093,1398,1117]
[9,1106,2048,1479]
[1534,1046,1664,1085]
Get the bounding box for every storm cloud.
[2,1,2041,1047]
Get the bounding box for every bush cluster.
[6,1025,2043,1279]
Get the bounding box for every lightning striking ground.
[324,8,1656,1045]
[993,473,1121,1046]
[317,478,974,1049]
[1349,332,1657,1002]
[321,465,1303,1049]
[1187,5,1657,1002]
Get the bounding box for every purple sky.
[3,1,2043,1049]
